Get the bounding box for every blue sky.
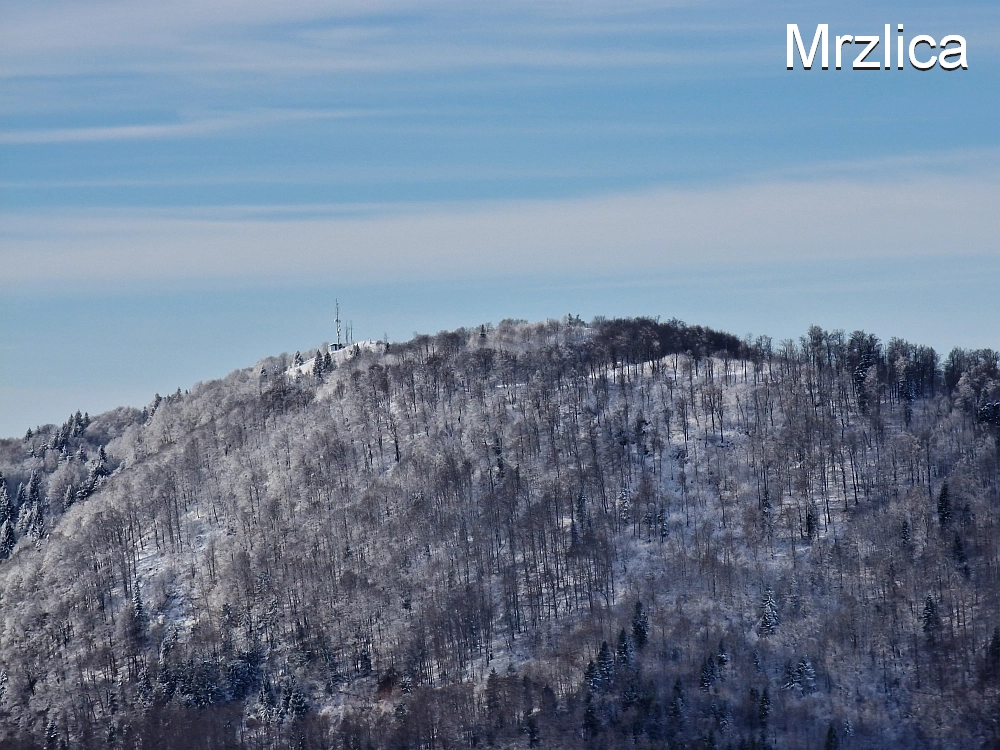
[2,0,999,436]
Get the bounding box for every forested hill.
[1,317,999,750]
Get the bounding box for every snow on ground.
[285,341,385,378]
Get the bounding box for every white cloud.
[3,171,998,289]
[0,0,765,79]
[0,108,392,144]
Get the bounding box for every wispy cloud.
[0,0,784,79]
[0,108,393,144]
[4,169,998,289]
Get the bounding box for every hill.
[0,317,998,749]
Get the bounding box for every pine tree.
[63,485,75,511]
[796,658,816,693]
[824,724,839,750]
[700,656,718,692]
[0,478,10,527]
[758,686,771,729]
[922,596,942,645]
[758,587,779,636]
[44,720,59,750]
[16,475,44,541]
[0,521,15,559]
[667,679,685,734]
[632,602,649,649]
[953,534,970,578]
[597,641,615,690]
[583,660,600,693]
[617,487,631,528]
[984,628,1000,682]
[486,669,502,725]
[717,640,730,674]
[937,483,952,529]
[616,628,634,667]
[781,660,799,691]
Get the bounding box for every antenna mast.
[335,299,343,351]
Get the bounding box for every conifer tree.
[597,641,615,690]
[631,602,649,649]
[937,483,952,529]
[583,660,600,693]
[616,628,634,667]
[758,587,779,636]
[0,521,15,559]
[0,477,10,527]
[758,686,771,729]
[922,596,942,645]
[983,628,1000,682]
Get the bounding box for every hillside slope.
[0,317,998,749]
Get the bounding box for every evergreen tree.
[922,596,942,645]
[582,694,600,737]
[937,482,952,529]
[667,679,685,735]
[15,475,44,541]
[953,534,970,578]
[486,669,502,726]
[632,601,649,649]
[758,687,771,729]
[0,477,10,527]
[758,587,779,636]
[983,628,1000,682]
[0,521,15,559]
[616,628,634,667]
[717,640,730,674]
[796,658,816,693]
[824,724,839,750]
[700,656,718,692]
[597,641,615,690]
[781,660,799,691]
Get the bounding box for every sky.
[2,0,999,436]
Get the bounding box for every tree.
[759,588,779,636]
[717,640,730,674]
[0,521,15,559]
[983,628,1000,682]
[0,478,10,527]
[953,534,970,578]
[616,628,634,668]
[583,661,600,693]
[700,656,719,692]
[922,596,942,645]
[758,687,771,729]
[937,483,952,529]
[667,680,685,735]
[632,602,649,649]
[597,642,615,690]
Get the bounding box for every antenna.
[334,299,343,351]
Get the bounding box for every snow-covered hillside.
[0,317,997,749]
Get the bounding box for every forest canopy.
[0,316,998,749]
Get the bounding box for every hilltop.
[0,316,998,749]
